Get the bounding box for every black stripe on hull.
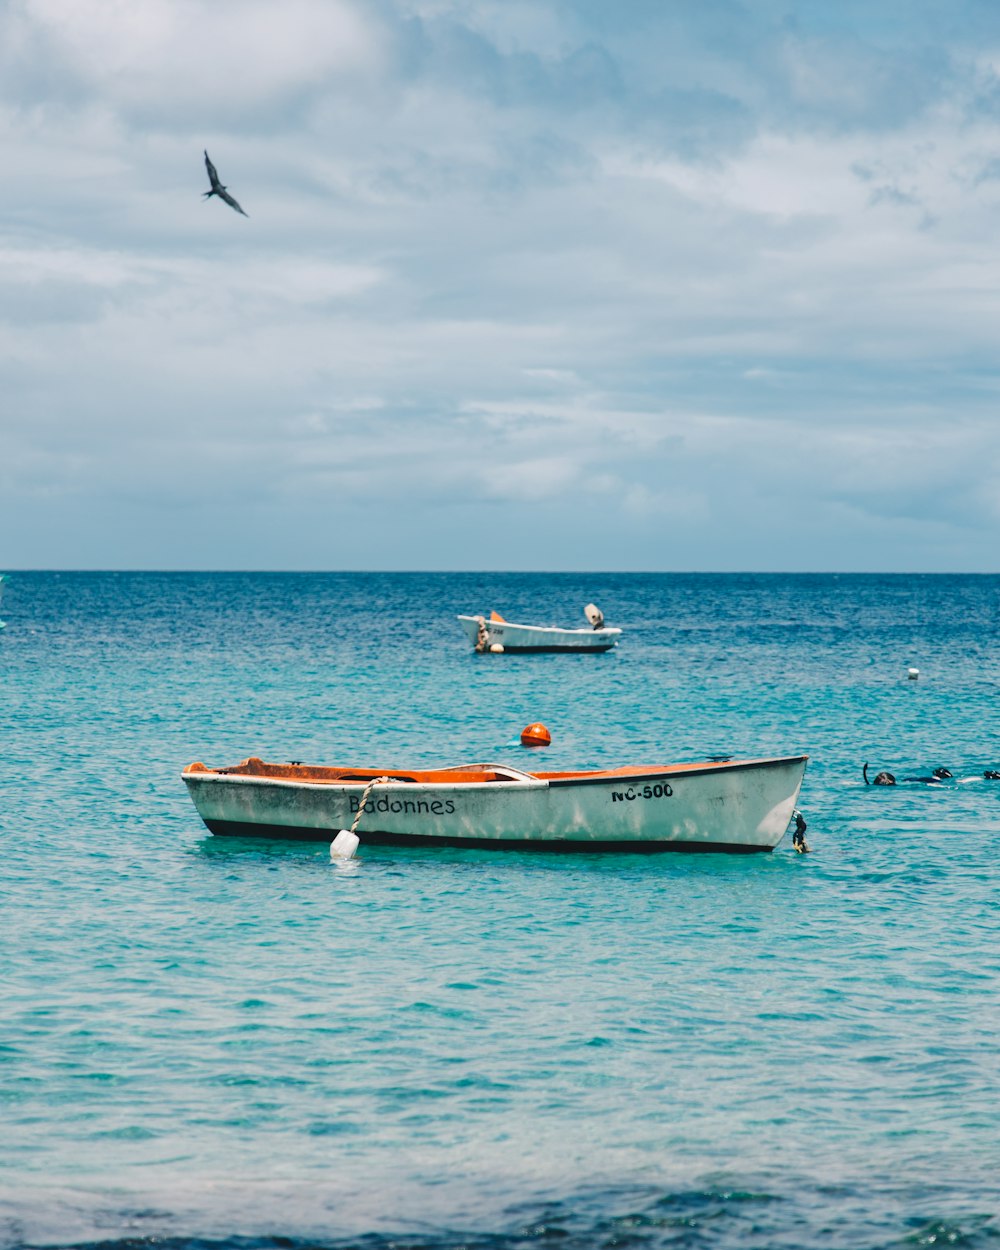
[480,645,617,654]
[202,818,772,853]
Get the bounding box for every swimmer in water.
[863,762,896,786]
[791,809,810,853]
[864,763,952,785]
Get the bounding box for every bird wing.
[219,188,249,217]
[204,150,222,191]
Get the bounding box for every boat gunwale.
[183,755,809,789]
[546,755,807,785]
[456,614,623,639]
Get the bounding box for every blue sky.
[2,0,999,570]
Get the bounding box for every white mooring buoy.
[907,667,919,681]
[330,829,360,860]
[330,774,389,861]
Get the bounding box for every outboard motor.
[584,603,605,630]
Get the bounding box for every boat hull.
[183,756,807,853]
[457,615,621,652]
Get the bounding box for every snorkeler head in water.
[863,763,953,786]
[863,762,896,786]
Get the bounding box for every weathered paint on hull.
[183,756,807,853]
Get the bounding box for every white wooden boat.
[182,754,807,853]
[458,604,621,653]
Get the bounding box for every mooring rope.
[474,614,489,653]
[348,775,393,837]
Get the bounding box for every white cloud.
[478,455,579,501]
[7,0,381,115]
[621,484,710,521]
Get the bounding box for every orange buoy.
[520,722,552,747]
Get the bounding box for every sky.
[2,0,1000,571]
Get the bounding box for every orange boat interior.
[182,756,771,785]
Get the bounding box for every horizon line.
[2,568,997,577]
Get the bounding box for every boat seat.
[337,773,418,784]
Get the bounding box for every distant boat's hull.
[457,615,621,653]
[182,755,808,853]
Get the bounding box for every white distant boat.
[182,753,808,853]
[457,604,621,653]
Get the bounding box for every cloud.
[1,0,381,122]
[2,1,1000,569]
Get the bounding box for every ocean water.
[2,571,999,1250]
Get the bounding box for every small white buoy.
[330,829,359,860]
[490,642,505,653]
[907,667,919,680]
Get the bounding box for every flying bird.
[202,150,248,217]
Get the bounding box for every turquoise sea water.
[2,572,999,1250]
